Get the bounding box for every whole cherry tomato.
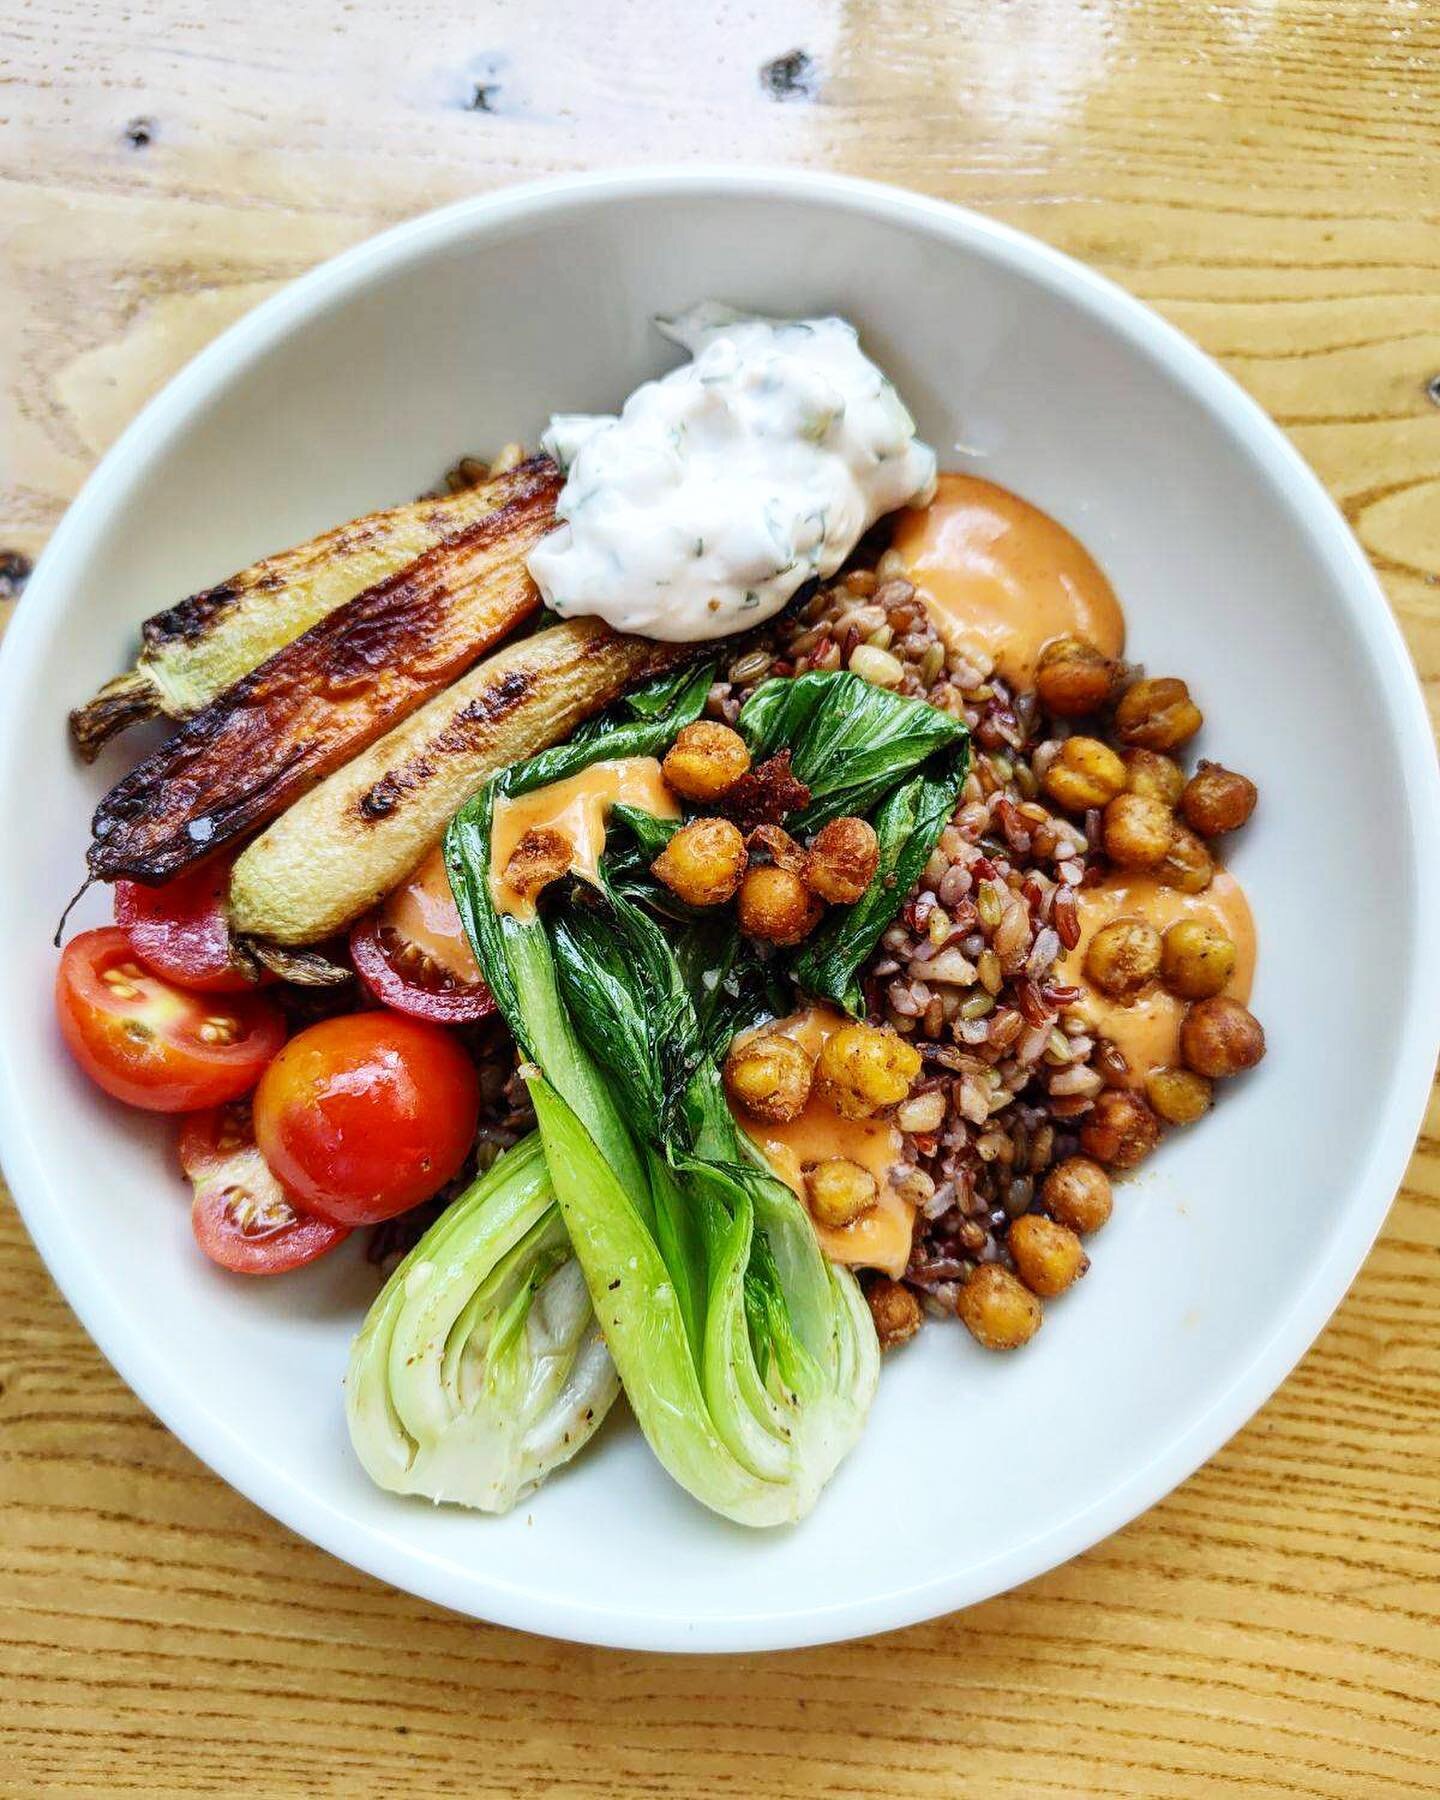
[252,1012,479,1225]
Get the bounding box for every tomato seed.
[222,1184,295,1237]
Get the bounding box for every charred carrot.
[87,458,562,883]
[70,456,546,760]
[227,621,692,944]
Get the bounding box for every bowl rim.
[2,165,1438,1653]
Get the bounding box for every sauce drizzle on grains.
[1067,870,1256,1086]
[733,1008,916,1280]
[891,473,1125,687]
[705,464,1262,1321]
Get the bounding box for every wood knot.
[0,550,33,600]
[760,50,818,101]
[461,54,506,114]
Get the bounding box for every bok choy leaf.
[735,671,965,830]
[742,672,968,1013]
[345,1133,619,1511]
[607,672,970,1017]
[791,760,966,1015]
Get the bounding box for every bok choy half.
[446,667,879,1525]
[345,1133,620,1511]
[447,876,880,1526]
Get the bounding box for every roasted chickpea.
[1160,919,1235,999]
[737,864,824,946]
[502,827,574,902]
[1041,1156,1113,1235]
[806,1158,879,1228]
[1180,997,1265,1078]
[1079,1088,1162,1169]
[661,721,751,803]
[1146,1066,1213,1125]
[1042,736,1127,812]
[1181,761,1258,837]
[1114,676,1204,752]
[815,1021,922,1120]
[803,816,880,904]
[1083,916,1162,997]
[1009,1213,1090,1297]
[723,1030,814,1125]
[1102,792,1174,870]
[958,1264,1043,1350]
[1035,637,1114,717]
[1124,749,1185,807]
[867,1277,923,1350]
[1156,824,1213,894]
[652,817,747,907]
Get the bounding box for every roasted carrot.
[227,621,692,944]
[69,459,543,760]
[87,458,562,884]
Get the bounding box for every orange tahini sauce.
[489,756,679,920]
[382,846,482,983]
[890,472,1125,687]
[1067,871,1256,1085]
[732,1007,915,1280]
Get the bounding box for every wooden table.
[4,3,1438,1793]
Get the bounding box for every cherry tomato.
[350,846,495,1024]
[181,1102,349,1275]
[252,1012,479,1225]
[57,928,285,1112]
[115,853,254,994]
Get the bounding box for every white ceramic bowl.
[2,169,1437,1653]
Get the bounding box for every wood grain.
[2,1,1438,1794]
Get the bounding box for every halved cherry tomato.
[181,1102,349,1275]
[349,846,494,1024]
[57,927,285,1112]
[253,1012,479,1226]
[115,853,254,994]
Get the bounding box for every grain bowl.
[1,168,1437,1651]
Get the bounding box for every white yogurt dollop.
[526,303,937,643]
